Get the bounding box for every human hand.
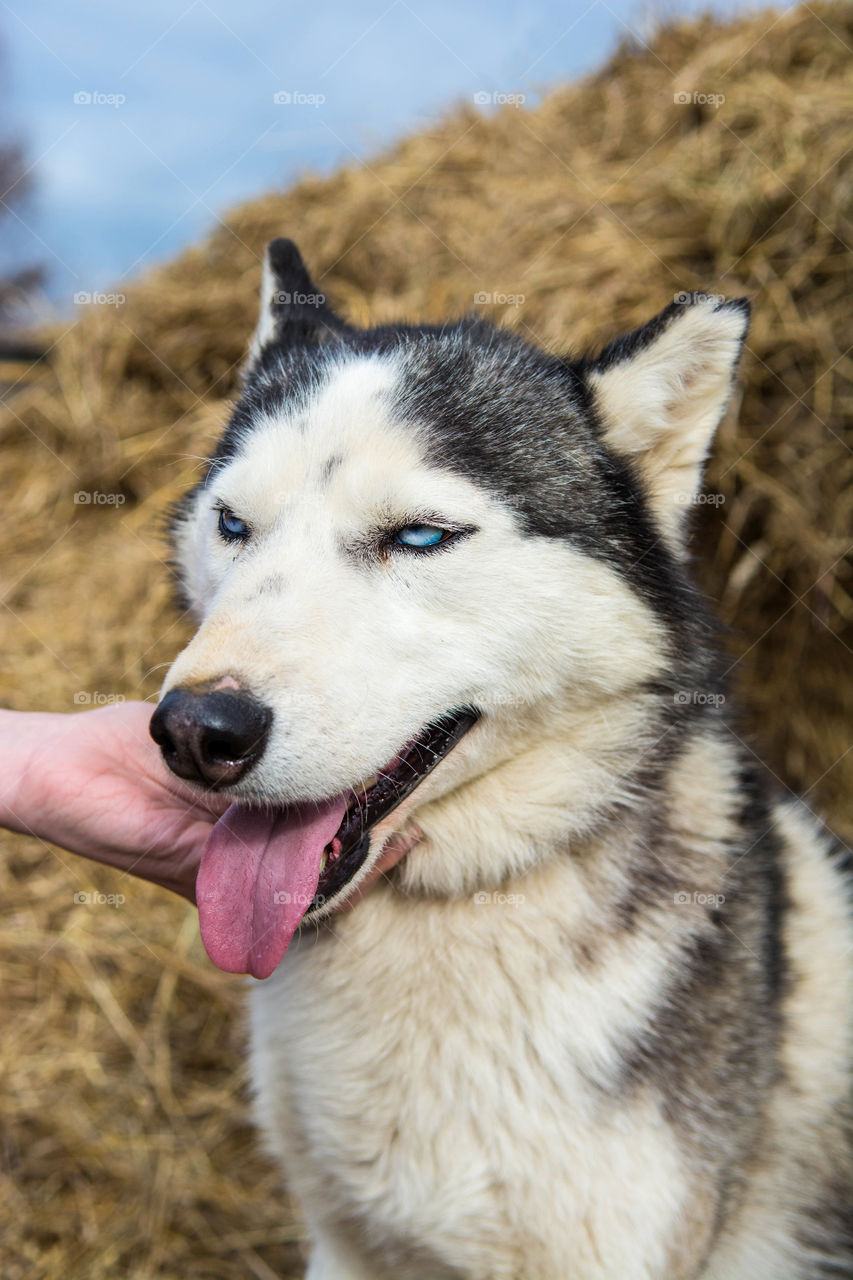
[0,701,231,901]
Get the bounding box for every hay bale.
[1,3,850,1275]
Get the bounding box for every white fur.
[588,301,748,546]
[163,324,850,1278]
[250,876,694,1280]
[249,252,281,362]
[168,354,668,904]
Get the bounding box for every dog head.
[152,239,748,977]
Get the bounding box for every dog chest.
[248,887,696,1278]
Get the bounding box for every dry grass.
[1,3,851,1275]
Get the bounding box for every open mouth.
[312,709,478,911]
[195,707,478,980]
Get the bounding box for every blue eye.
[218,507,249,541]
[394,524,449,549]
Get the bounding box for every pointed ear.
[584,296,749,545]
[248,238,349,364]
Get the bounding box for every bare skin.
[0,700,415,907]
[0,701,230,901]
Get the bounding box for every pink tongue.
[196,797,348,979]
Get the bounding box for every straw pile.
[1,3,850,1275]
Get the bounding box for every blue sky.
[2,0,752,308]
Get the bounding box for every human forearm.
[0,707,64,836]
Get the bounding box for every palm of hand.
[13,701,229,901]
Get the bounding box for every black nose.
[150,687,272,788]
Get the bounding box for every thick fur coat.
[158,240,853,1279]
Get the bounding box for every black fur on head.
[216,242,749,681]
[169,239,753,744]
[250,238,353,364]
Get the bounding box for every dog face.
[152,239,748,977]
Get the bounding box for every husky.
[149,239,853,1279]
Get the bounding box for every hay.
[1,3,851,1275]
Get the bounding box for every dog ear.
[584,295,749,544]
[249,238,349,364]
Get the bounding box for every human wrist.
[0,708,62,834]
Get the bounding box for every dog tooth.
[319,851,328,874]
